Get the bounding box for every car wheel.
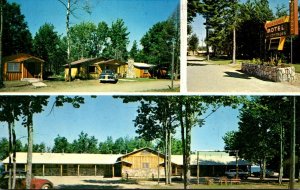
[41,184,52,189]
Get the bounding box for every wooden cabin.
[3,53,44,81]
[96,59,128,78]
[64,58,127,80]
[133,63,154,78]
[116,148,165,178]
[64,57,105,80]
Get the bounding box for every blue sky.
[191,0,291,46]
[8,0,179,49]
[0,96,240,152]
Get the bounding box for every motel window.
[7,62,20,72]
[89,66,96,73]
[142,162,149,169]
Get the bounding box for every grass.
[292,63,300,73]
[144,87,180,92]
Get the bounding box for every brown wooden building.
[2,148,250,178]
[3,54,44,81]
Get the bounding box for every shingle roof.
[2,151,250,166]
[171,152,250,166]
[133,62,154,68]
[3,53,44,63]
[2,152,122,165]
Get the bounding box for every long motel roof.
[2,150,250,166]
[2,152,122,165]
[171,152,250,166]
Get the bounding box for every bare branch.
[57,0,68,9]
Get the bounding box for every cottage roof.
[2,151,250,166]
[96,59,127,66]
[2,152,122,165]
[68,57,106,66]
[3,53,44,63]
[171,152,250,166]
[133,62,154,68]
[118,147,165,159]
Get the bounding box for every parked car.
[0,171,53,189]
[225,169,249,179]
[252,167,279,178]
[99,69,118,83]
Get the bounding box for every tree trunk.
[206,18,209,61]
[232,26,236,64]
[179,101,187,189]
[164,126,168,185]
[262,157,266,180]
[279,124,283,184]
[26,114,33,189]
[67,0,71,82]
[168,128,172,184]
[12,119,17,189]
[0,0,3,87]
[8,122,12,189]
[289,96,296,189]
[185,102,191,188]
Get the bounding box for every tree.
[99,136,114,154]
[33,23,61,74]
[188,33,199,54]
[174,96,243,189]
[69,22,97,61]
[237,0,273,59]
[52,135,71,153]
[129,40,139,60]
[2,1,32,56]
[103,19,129,61]
[223,96,299,182]
[141,20,176,67]
[95,21,109,57]
[58,0,92,81]
[71,131,98,153]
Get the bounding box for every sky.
[191,0,291,46]
[8,0,179,49]
[0,96,240,152]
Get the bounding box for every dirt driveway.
[0,79,180,93]
[187,62,300,94]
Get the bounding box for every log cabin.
[2,54,44,81]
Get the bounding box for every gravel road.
[187,62,300,94]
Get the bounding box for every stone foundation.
[241,63,296,82]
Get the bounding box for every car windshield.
[102,70,113,74]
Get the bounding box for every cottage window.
[7,62,20,72]
[142,162,149,168]
[143,69,149,74]
[89,66,96,73]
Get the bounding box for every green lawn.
[292,63,300,73]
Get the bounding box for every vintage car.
[99,69,118,83]
[0,171,53,189]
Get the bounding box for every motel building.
[2,148,250,178]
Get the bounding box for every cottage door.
[24,62,35,78]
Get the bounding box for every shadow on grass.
[57,184,120,189]
[224,71,251,79]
